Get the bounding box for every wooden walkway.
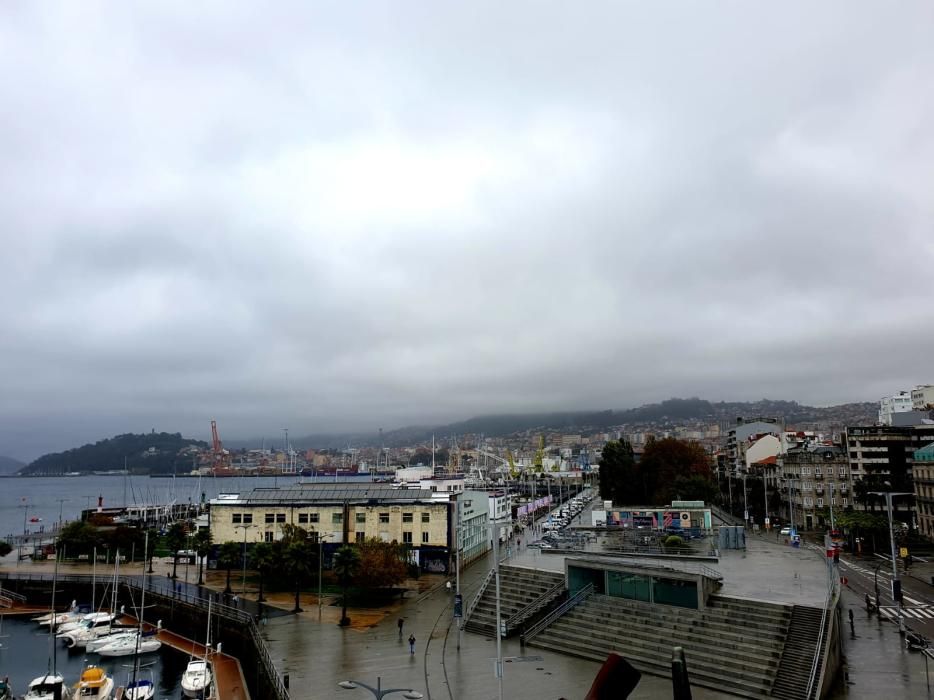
[119,616,249,700]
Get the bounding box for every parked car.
[780,526,792,536]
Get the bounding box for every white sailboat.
[97,546,161,658]
[24,545,72,700]
[122,532,156,700]
[180,599,214,698]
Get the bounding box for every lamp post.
[338,677,423,699]
[869,489,912,635]
[318,532,333,614]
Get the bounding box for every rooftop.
[211,481,438,505]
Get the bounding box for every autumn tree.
[639,437,713,504]
[332,545,361,627]
[356,538,408,591]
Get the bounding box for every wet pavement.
[261,529,934,699]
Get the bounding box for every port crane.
[210,420,230,469]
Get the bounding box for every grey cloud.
[2,2,933,459]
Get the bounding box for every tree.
[145,528,158,573]
[218,541,241,594]
[0,541,11,558]
[192,529,213,586]
[598,440,637,504]
[638,437,712,504]
[56,520,100,558]
[356,538,408,592]
[250,541,275,603]
[282,539,315,613]
[166,522,188,579]
[332,545,361,627]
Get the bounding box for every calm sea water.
[0,474,301,542]
[0,615,188,698]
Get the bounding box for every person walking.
[408,633,416,654]
[397,618,404,637]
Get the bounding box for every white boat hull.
[96,637,162,657]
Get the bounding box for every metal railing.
[1,572,290,700]
[463,568,494,624]
[522,583,593,644]
[504,580,565,633]
[805,566,840,699]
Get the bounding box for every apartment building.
[879,391,913,425]
[912,385,934,411]
[779,444,852,531]
[913,443,934,540]
[726,418,783,474]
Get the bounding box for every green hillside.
[21,432,207,476]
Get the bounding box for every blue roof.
[915,442,934,462]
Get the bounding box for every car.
[780,527,792,536]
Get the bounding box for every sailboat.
[180,599,214,698]
[23,542,72,700]
[121,532,156,700]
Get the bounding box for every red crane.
[211,419,223,454]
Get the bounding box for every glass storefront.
[570,565,699,609]
[652,577,697,608]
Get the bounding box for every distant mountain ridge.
[0,455,24,475]
[246,397,878,450]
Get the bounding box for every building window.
[265,513,275,524]
[422,532,429,543]
[379,513,390,524]
[403,532,413,544]
[356,513,366,524]
[402,513,413,523]
[242,514,253,524]
[817,498,824,507]
[308,513,319,523]
[842,498,849,506]
[355,532,365,544]
[421,513,430,523]
[298,513,309,524]
[264,531,274,543]
[332,513,343,524]
[232,514,242,524]
[839,467,846,476]
[276,513,285,523]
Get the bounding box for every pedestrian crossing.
[879,606,934,620]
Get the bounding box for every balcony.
[814,472,824,479]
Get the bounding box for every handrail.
[0,585,27,602]
[805,565,840,699]
[505,580,565,631]
[523,583,594,643]
[464,569,495,624]
[1,572,290,700]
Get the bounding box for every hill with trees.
[20,432,207,476]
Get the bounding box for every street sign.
[900,547,909,558]
[453,594,463,619]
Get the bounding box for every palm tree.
[282,540,314,613]
[218,541,241,594]
[332,545,361,627]
[251,541,275,603]
[192,529,213,586]
[166,522,188,580]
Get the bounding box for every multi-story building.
[209,482,454,574]
[915,443,934,540]
[778,444,852,531]
[456,489,492,568]
[843,424,934,525]
[879,391,913,425]
[726,418,784,475]
[912,385,934,411]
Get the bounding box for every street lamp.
[317,532,333,614]
[869,489,912,635]
[338,678,423,699]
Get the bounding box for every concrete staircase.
[463,565,565,637]
[770,606,824,700]
[526,594,793,699]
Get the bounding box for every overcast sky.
[2,2,933,460]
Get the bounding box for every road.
[831,547,934,639]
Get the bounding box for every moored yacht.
[74,666,114,699]
[22,674,72,700]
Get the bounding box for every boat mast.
[131,533,148,690]
[49,535,60,678]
